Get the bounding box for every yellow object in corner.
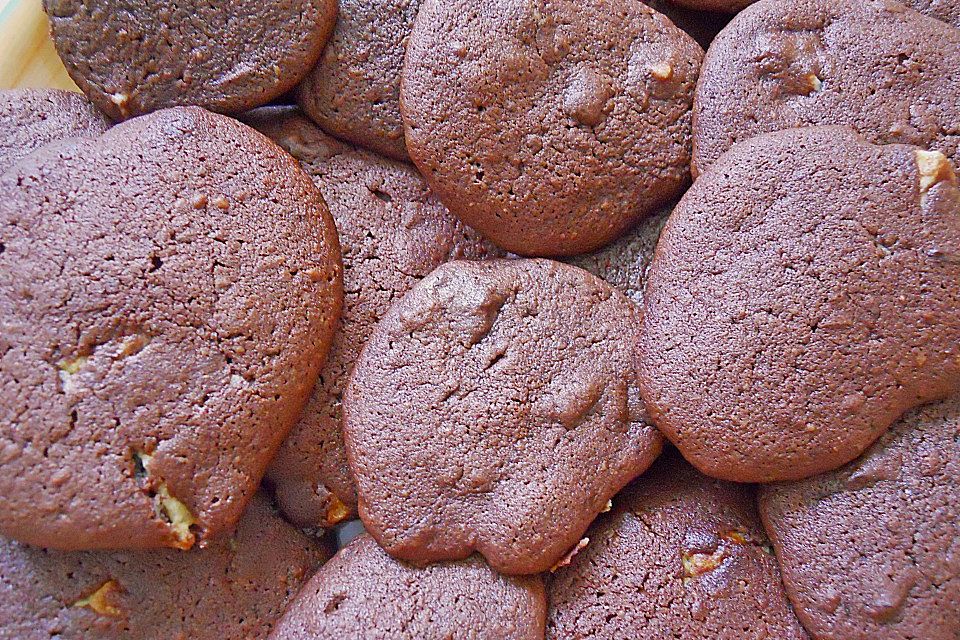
[0,0,79,90]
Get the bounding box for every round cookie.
[638,126,960,482]
[565,205,671,306]
[904,0,960,27]
[43,0,338,120]
[0,107,343,550]
[270,534,546,639]
[0,88,109,173]
[344,258,663,574]
[759,394,960,640]
[0,493,331,640]
[297,0,421,161]
[242,106,503,529]
[401,0,703,256]
[547,450,808,640]
[693,0,960,175]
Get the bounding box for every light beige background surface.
[0,0,78,90]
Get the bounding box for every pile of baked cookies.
[0,0,958,638]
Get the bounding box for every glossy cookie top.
[0,107,343,550]
[639,126,960,482]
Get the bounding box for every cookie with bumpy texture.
[344,258,663,575]
[547,451,808,640]
[0,88,109,173]
[759,395,960,640]
[639,126,960,482]
[564,205,671,306]
[242,106,503,530]
[0,493,331,640]
[270,534,546,640]
[401,0,703,256]
[44,0,337,120]
[0,107,343,550]
[297,0,421,160]
[693,0,960,175]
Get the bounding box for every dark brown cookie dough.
[43,0,338,120]
[693,0,960,175]
[344,258,663,574]
[0,88,109,173]
[297,0,421,161]
[759,395,960,640]
[401,0,703,256]
[564,205,671,306]
[0,107,343,550]
[639,126,960,483]
[0,493,331,640]
[270,534,546,639]
[547,451,808,640]
[242,106,503,530]
[904,0,960,27]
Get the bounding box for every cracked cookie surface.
[270,534,545,640]
[759,394,960,640]
[693,0,960,174]
[638,126,960,482]
[344,258,662,575]
[0,106,343,550]
[401,0,703,256]
[242,106,503,530]
[547,450,808,640]
[0,493,331,640]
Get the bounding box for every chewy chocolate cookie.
[0,88,109,173]
[693,0,960,174]
[565,205,671,306]
[44,0,337,120]
[297,0,421,160]
[0,493,330,640]
[760,395,960,640]
[270,534,546,639]
[639,126,960,482]
[401,0,703,256]
[0,107,343,550]
[344,258,663,574]
[548,451,808,640]
[242,106,502,529]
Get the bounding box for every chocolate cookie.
[0,88,109,173]
[693,0,960,174]
[904,0,960,27]
[565,205,671,305]
[242,106,503,529]
[0,107,343,550]
[0,493,331,640]
[759,394,960,640]
[270,534,546,639]
[638,126,960,482]
[297,0,421,161]
[401,0,703,256]
[44,0,338,120]
[344,258,663,574]
[547,451,808,640]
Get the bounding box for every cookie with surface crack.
[547,450,808,640]
[0,89,109,173]
[401,0,703,256]
[297,0,422,160]
[43,0,337,119]
[638,126,960,482]
[0,493,331,640]
[343,258,663,574]
[241,106,503,530]
[0,106,342,550]
[759,395,960,640]
[693,0,960,174]
[269,534,545,639]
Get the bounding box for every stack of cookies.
[1,0,957,638]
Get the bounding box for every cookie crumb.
[72,579,122,617]
[551,538,590,572]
